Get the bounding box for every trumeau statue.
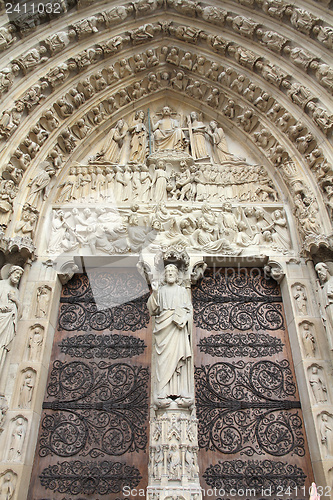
[147,264,193,409]
[0,265,23,382]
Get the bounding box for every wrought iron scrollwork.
[59,333,146,359]
[40,460,141,495]
[40,361,149,458]
[195,361,304,457]
[192,268,284,331]
[198,332,283,358]
[59,272,150,332]
[203,459,306,494]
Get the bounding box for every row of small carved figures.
[0,4,331,96]
[46,205,291,254]
[0,0,331,44]
[2,40,332,190]
[55,163,278,204]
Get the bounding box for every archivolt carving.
[0,18,330,143]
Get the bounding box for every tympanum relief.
[45,107,293,258]
[45,203,291,256]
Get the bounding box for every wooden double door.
[29,267,313,499]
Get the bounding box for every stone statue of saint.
[293,284,308,315]
[309,366,328,403]
[100,119,128,162]
[8,418,26,461]
[0,472,15,500]
[206,120,232,163]
[152,106,185,151]
[18,370,34,409]
[188,111,209,160]
[128,110,148,163]
[28,325,43,361]
[0,265,23,382]
[319,413,333,455]
[315,262,333,343]
[147,264,193,408]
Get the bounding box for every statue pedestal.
[147,408,202,500]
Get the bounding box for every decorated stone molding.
[0,0,331,53]
[0,41,330,187]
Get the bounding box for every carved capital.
[190,260,207,284]
[264,260,285,283]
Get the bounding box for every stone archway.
[0,1,332,499]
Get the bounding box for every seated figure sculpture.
[152,106,185,151]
